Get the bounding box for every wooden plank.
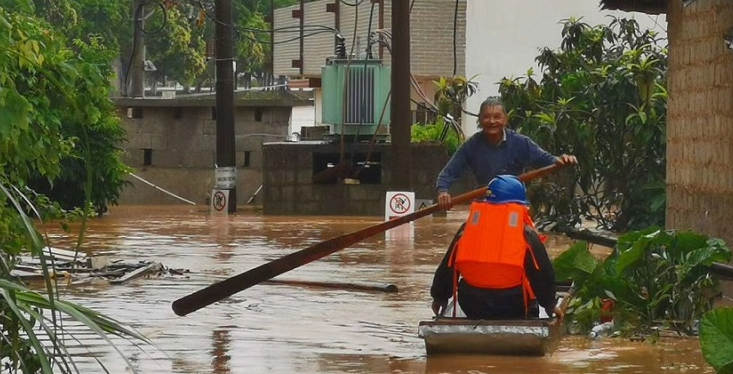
[42,247,87,262]
[10,269,47,281]
[109,262,162,285]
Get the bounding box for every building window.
[312,152,381,185]
[243,151,251,167]
[128,107,143,119]
[143,148,152,166]
[254,108,263,122]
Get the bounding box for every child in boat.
[429,175,563,320]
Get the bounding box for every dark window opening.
[211,107,217,120]
[312,152,381,185]
[128,107,143,119]
[142,148,152,166]
[173,107,182,119]
[254,108,263,122]
[243,151,251,167]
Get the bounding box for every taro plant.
[500,17,667,232]
[700,308,733,374]
[555,228,731,336]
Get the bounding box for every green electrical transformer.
[321,59,391,142]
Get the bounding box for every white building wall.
[463,0,667,135]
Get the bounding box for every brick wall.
[666,0,733,242]
[273,0,466,79]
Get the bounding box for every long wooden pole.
[172,164,563,316]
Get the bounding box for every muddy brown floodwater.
[38,205,713,374]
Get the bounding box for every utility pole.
[130,0,145,97]
[390,0,411,191]
[214,0,237,213]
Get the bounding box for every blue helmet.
[486,175,528,205]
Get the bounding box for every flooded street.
[40,205,713,374]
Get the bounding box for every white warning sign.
[384,191,415,221]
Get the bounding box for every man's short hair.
[479,97,506,114]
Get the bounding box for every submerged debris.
[11,247,188,285]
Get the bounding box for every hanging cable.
[452,0,459,76]
[339,0,367,6]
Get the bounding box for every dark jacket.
[435,129,558,193]
[430,223,557,319]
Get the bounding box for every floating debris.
[11,247,186,285]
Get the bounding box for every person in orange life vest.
[430,175,563,320]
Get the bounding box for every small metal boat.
[418,296,566,356]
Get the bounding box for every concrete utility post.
[130,0,145,97]
[214,0,237,213]
[390,0,411,191]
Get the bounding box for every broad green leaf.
[700,308,733,372]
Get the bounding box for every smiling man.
[435,97,577,210]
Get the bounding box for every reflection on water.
[36,205,714,374]
[211,330,231,374]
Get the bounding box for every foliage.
[1,5,147,372]
[0,0,130,214]
[499,17,668,232]
[433,75,478,118]
[700,308,733,374]
[145,4,208,88]
[233,1,270,74]
[27,37,130,215]
[411,117,461,155]
[556,228,731,337]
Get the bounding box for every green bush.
[500,17,667,232]
[556,228,731,337]
[411,117,461,155]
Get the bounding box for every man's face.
[479,105,507,137]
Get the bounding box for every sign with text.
[215,166,236,189]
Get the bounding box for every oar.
[172,163,564,316]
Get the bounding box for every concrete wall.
[463,0,667,136]
[262,142,473,216]
[118,105,292,206]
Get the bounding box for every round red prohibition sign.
[213,190,227,211]
[389,193,411,215]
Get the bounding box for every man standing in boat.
[435,96,577,210]
[430,175,562,320]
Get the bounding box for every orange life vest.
[449,201,540,316]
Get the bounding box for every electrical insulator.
[335,37,347,59]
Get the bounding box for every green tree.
[0,0,130,214]
[233,1,269,81]
[499,17,667,232]
[145,4,208,89]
